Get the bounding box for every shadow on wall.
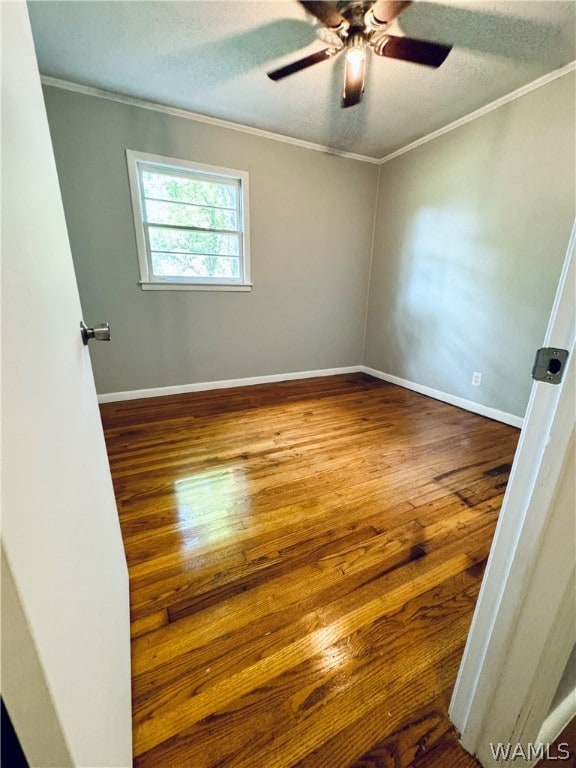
[388,206,525,408]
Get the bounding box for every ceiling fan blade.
[371,1,412,24]
[267,47,336,81]
[375,35,452,67]
[299,1,346,29]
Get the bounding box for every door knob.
[80,320,111,345]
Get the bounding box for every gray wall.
[44,75,575,415]
[43,86,378,394]
[364,71,575,417]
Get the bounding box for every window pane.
[150,252,240,279]
[144,200,237,231]
[141,170,237,209]
[148,226,239,256]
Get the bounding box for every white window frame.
[126,149,251,291]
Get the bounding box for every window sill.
[139,281,253,292]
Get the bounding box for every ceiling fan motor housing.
[337,1,374,38]
[267,0,451,108]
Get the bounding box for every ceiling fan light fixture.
[345,38,366,79]
[343,34,366,107]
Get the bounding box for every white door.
[450,223,575,765]
[1,3,132,766]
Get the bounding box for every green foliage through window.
[136,163,245,282]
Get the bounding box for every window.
[126,150,251,291]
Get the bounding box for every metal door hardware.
[531,347,569,384]
[80,320,111,345]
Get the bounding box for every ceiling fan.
[267,1,452,107]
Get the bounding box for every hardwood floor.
[100,373,520,768]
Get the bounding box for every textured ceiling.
[28,1,576,159]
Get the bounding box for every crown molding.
[378,60,576,164]
[41,60,576,168]
[39,76,379,165]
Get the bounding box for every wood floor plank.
[214,601,478,768]
[100,373,519,767]
[129,510,493,677]
[133,574,479,768]
[132,551,480,755]
[303,686,456,768]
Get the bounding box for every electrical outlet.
[472,372,482,386]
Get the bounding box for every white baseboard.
[96,366,364,403]
[97,365,524,428]
[361,367,524,429]
[98,365,524,429]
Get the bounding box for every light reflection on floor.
[174,465,249,547]
[310,625,354,674]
